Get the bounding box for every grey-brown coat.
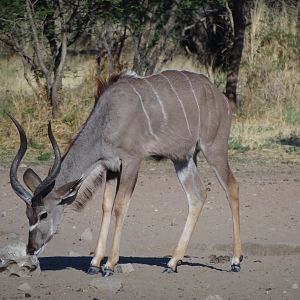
[9,69,242,275]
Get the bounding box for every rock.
[208,254,230,264]
[291,283,298,289]
[1,211,7,217]
[115,263,134,274]
[89,277,123,292]
[0,240,40,277]
[17,282,32,291]
[205,295,223,300]
[0,240,27,261]
[80,228,93,241]
[67,251,81,257]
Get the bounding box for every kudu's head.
[9,116,82,255]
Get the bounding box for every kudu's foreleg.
[205,149,242,272]
[166,156,207,272]
[103,159,141,276]
[88,171,119,274]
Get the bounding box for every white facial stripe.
[143,78,168,123]
[50,217,54,236]
[128,82,159,140]
[29,221,39,232]
[34,243,46,256]
[160,74,192,136]
[180,71,201,137]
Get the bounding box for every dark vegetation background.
[0,0,299,163]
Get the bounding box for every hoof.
[231,264,241,272]
[87,266,100,275]
[102,268,114,277]
[163,267,176,274]
[163,265,177,274]
[231,255,243,272]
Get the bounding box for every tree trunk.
[225,0,245,107]
[50,84,62,118]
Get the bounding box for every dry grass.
[0,57,96,162]
[0,0,299,165]
[230,0,300,158]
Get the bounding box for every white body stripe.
[143,78,168,122]
[160,74,192,136]
[180,71,201,137]
[128,83,159,140]
[212,166,229,198]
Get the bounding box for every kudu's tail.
[72,158,121,210]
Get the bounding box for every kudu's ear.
[56,178,83,206]
[23,168,42,193]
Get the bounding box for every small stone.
[170,219,177,226]
[0,240,27,260]
[18,282,31,292]
[205,295,223,300]
[0,240,40,277]
[25,293,31,298]
[1,211,7,217]
[115,263,134,274]
[265,287,272,293]
[291,283,298,289]
[208,255,218,264]
[89,277,122,292]
[80,228,93,241]
[67,251,81,257]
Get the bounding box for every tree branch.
[25,0,48,77]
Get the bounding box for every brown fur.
[95,73,124,103]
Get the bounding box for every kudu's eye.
[39,212,48,220]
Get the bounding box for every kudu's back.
[93,70,232,161]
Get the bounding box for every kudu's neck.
[56,112,107,186]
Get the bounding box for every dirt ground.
[0,156,299,300]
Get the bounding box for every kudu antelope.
[9,70,242,276]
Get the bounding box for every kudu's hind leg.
[103,159,141,276]
[166,156,207,273]
[204,149,242,272]
[88,171,119,274]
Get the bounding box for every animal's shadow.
[39,256,228,273]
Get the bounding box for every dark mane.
[95,73,124,104]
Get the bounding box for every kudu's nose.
[27,245,36,255]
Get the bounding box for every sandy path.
[0,159,299,299]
